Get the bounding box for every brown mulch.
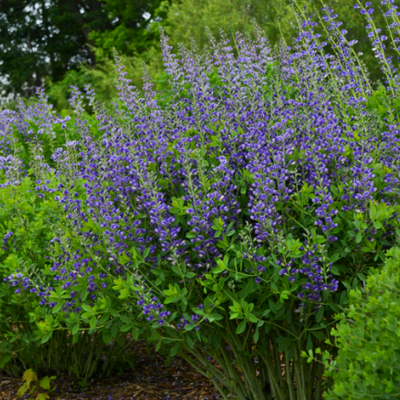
[0,341,222,400]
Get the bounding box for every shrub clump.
[324,246,400,400]
[1,1,400,399]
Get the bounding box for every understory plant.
[0,175,135,379]
[323,246,400,399]
[1,1,400,400]
[17,369,55,400]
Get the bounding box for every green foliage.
[46,47,164,109]
[12,18,400,397]
[324,247,400,399]
[0,176,61,375]
[0,0,160,97]
[1,0,390,103]
[17,369,56,400]
[45,0,391,110]
[0,177,58,270]
[0,176,134,379]
[88,0,164,56]
[2,1,400,396]
[163,0,283,51]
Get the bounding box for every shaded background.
[0,0,390,109]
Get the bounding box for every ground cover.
[0,340,219,400]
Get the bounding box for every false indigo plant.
[2,2,400,399]
[0,177,134,380]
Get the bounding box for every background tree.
[89,0,165,57]
[1,0,392,106]
[0,0,161,97]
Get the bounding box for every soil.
[0,340,222,400]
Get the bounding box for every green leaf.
[103,332,113,345]
[279,290,290,303]
[132,327,140,341]
[81,289,88,302]
[357,272,367,282]
[111,322,118,338]
[254,327,260,343]
[72,323,80,335]
[143,247,150,259]
[261,309,271,318]
[276,337,293,352]
[90,316,97,330]
[120,324,132,332]
[373,220,382,230]
[236,320,247,335]
[248,313,258,323]
[315,236,326,244]
[36,394,50,400]
[311,331,326,340]
[209,313,224,321]
[81,304,93,313]
[185,333,195,349]
[164,296,180,304]
[329,302,341,313]
[184,324,195,331]
[369,206,376,219]
[22,369,38,386]
[99,312,111,325]
[170,344,180,357]
[17,383,29,398]
[268,299,277,313]
[361,247,374,253]
[330,266,340,275]
[0,354,12,368]
[41,332,52,344]
[39,376,56,390]
[119,252,131,265]
[52,303,63,314]
[119,315,131,324]
[316,307,324,323]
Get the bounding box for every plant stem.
[314,355,323,400]
[178,350,231,400]
[258,346,283,400]
[284,349,296,400]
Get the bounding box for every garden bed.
[0,341,220,400]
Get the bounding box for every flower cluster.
[1,2,400,334]
[2,231,13,250]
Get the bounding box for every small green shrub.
[0,176,134,379]
[0,176,60,374]
[17,369,56,400]
[324,246,400,399]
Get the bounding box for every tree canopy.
[0,0,162,96]
[0,0,391,101]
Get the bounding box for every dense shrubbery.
[0,176,135,380]
[323,246,400,399]
[1,1,400,399]
[44,0,391,110]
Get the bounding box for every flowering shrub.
[1,1,400,399]
[0,176,59,374]
[0,176,136,379]
[323,247,400,399]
